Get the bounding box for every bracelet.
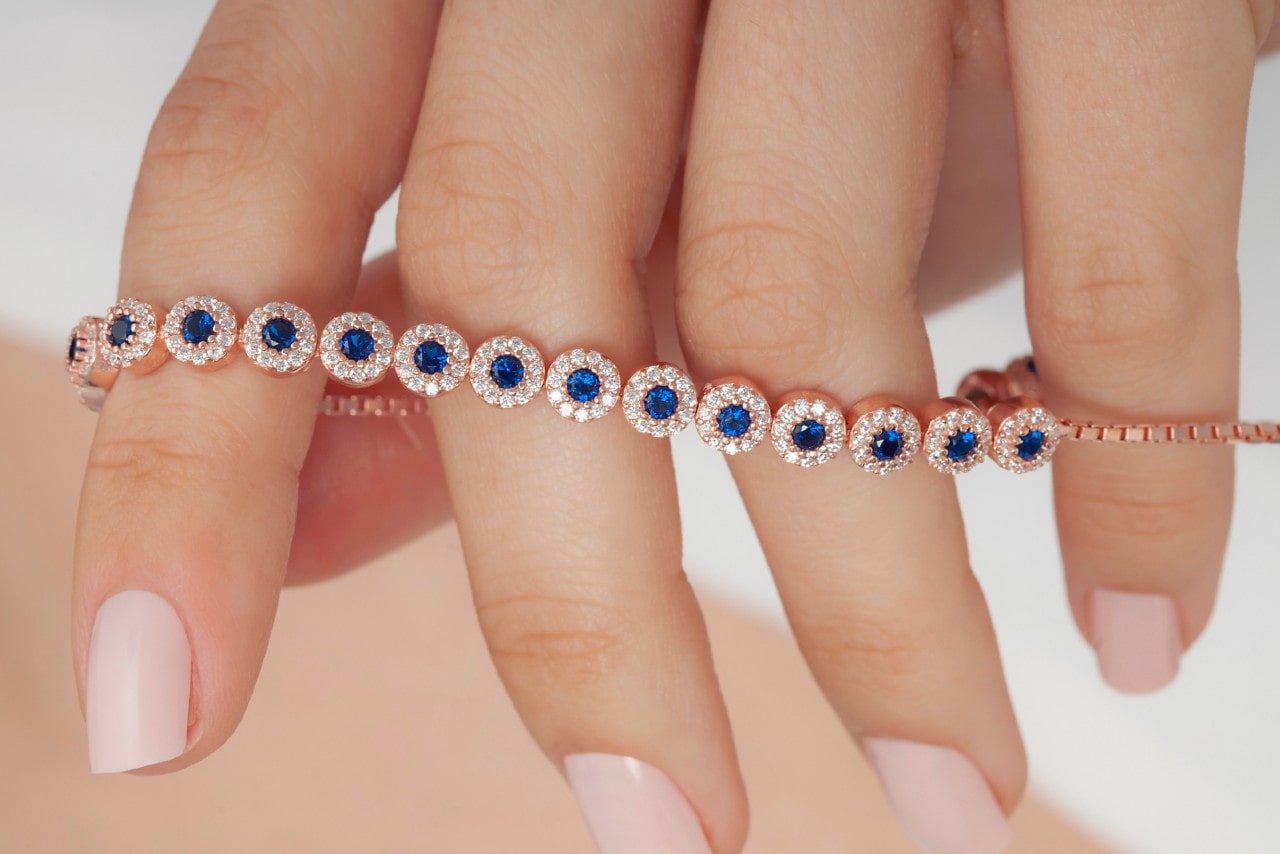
[66,297,1278,476]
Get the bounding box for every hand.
[73,2,1279,853]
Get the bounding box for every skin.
[71,0,1279,849]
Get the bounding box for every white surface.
[2,4,1278,852]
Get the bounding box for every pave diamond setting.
[395,323,470,398]
[622,364,698,438]
[991,402,1059,474]
[469,335,545,408]
[99,298,159,369]
[546,349,621,422]
[696,380,771,455]
[923,404,992,475]
[850,404,922,475]
[242,302,317,375]
[320,312,394,387]
[771,395,846,467]
[163,295,237,367]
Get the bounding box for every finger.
[1005,0,1265,692]
[678,3,1021,852]
[290,253,451,586]
[396,2,746,851]
[74,0,440,773]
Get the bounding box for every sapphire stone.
[1017,429,1045,460]
[108,315,133,348]
[792,419,826,451]
[717,404,751,438]
[339,328,375,361]
[566,368,601,403]
[644,386,678,420]
[1026,358,1038,375]
[490,354,525,389]
[947,430,978,461]
[414,340,448,374]
[262,317,297,351]
[67,337,79,365]
[182,309,215,345]
[871,428,903,461]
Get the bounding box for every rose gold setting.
[394,323,470,398]
[162,295,237,367]
[320,311,395,388]
[66,316,116,411]
[922,398,993,475]
[695,377,771,455]
[1003,356,1041,398]
[847,395,922,475]
[622,364,698,438]
[99,298,164,372]
[770,392,846,467]
[988,397,1059,473]
[545,348,621,422]
[469,335,545,408]
[241,302,317,375]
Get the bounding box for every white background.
[2,4,1278,852]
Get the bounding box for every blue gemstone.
[717,404,751,438]
[67,337,79,365]
[339,328,375,362]
[1017,429,1045,460]
[871,428,903,461]
[414,340,449,374]
[182,309,215,345]
[490,354,525,389]
[108,315,133,348]
[262,317,297,351]
[1026,358,1038,375]
[947,430,978,461]
[566,368,601,403]
[791,419,826,451]
[644,385,678,420]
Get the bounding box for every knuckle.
[802,609,928,685]
[398,95,561,308]
[1032,225,1210,397]
[1065,460,1227,544]
[140,7,306,190]
[678,213,858,381]
[474,581,627,690]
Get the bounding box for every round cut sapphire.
[182,309,215,345]
[717,404,751,438]
[414,340,448,375]
[871,428,903,461]
[262,317,297,351]
[1017,429,1045,460]
[339,328,375,362]
[947,430,978,461]
[490,354,525,389]
[108,315,133,348]
[566,368,600,403]
[644,386,678,420]
[791,419,826,451]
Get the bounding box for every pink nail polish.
[86,590,191,773]
[862,738,1009,854]
[1089,589,1181,694]
[565,754,710,854]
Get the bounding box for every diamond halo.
[545,348,621,422]
[99,298,160,370]
[990,400,1059,474]
[320,311,395,387]
[695,379,771,455]
[469,335,546,408]
[622,364,698,438]
[241,302,317,375]
[770,394,846,467]
[848,402,922,475]
[162,295,237,367]
[923,402,993,475]
[395,323,470,398]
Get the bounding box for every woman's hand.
[72,2,1278,853]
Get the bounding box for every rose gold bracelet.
[66,298,1276,476]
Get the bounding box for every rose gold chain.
[1056,419,1279,444]
[318,394,431,417]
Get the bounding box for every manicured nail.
[86,590,191,773]
[862,738,1009,854]
[565,754,710,854]
[1089,589,1181,694]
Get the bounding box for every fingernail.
[862,738,1009,854]
[564,753,710,854]
[86,590,191,773]
[1089,589,1182,694]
